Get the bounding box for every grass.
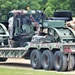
[0,67,74,75]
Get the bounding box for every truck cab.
[7,10,47,47]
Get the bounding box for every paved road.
[0,58,75,74]
[0,58,32,69]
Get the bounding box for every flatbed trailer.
[0,15,75,71]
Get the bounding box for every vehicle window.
[22,24,33,33]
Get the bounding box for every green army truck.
[0,10,75,71]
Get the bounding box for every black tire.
[0,57,7,62]
[30,50,41,69]
[53,51,67,71]
[41,50,53,70]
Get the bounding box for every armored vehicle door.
[13,14,34,46]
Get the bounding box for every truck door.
[13,14,34,46]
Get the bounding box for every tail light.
[64,46,71,52]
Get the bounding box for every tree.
[0,0,75,21]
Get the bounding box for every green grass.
[0,67,74,75]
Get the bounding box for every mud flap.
[67,52,71,70]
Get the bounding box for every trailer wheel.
[53,51,67,71]
[41,50,53,70]
[30,50,41,69]
[0,57,7,62]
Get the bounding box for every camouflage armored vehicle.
[0,20,75,71]
[0,10,75,71]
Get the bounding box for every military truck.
[0,10,75,71]
[0,20,75,71]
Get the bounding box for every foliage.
[0,0,75,20]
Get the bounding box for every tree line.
[0,0,75,21]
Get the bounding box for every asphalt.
[0,58,75,74]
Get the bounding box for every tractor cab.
[11,12,35,47]
[7,10,47,47]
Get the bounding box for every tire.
[30,50,41,69]
[0,57,7,62]
[53,51,67,71]
[41,50,53,70]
